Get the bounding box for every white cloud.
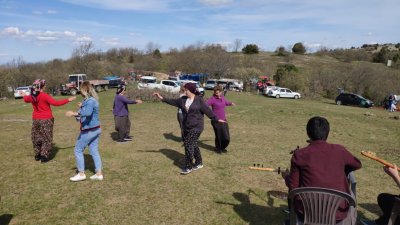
[102,37,121,46]
[74,35,92,43]
[37,36,58,41]
[1,27,21,36]
[199,0,233,6]
[47,10,57,14]
[64,31,77,37]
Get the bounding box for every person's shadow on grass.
[110,132,119,141]
[70,154,95,174]
[0,214,13,225]
[48,144,74,161]
[216,192,286,225]
[163,132,215,152]
[141,149,185,169]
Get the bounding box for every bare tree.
[70,41,95,74]
[232,39,242,53]
[145,42,161,55]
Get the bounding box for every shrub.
[242,44,259,54]
[292,42,306,54]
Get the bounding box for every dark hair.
[306,116,330,141]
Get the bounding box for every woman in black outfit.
[154,83,223,175]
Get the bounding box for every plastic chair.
[288,187,356,225]
[388,197,400,225]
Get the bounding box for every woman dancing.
[23,79,76,163]
[206,86,235,153]
[66,81,103,181]
[153,83,223,175]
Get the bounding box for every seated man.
[284,116,362,222]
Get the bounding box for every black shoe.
[40,157,49,163]
[214,148,222,154]
[116,139,127,143]
[221,149,228,153]
[35,155,41,161]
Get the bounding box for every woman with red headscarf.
[153,83,224,175]
[22,79,76,163]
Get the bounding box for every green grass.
[0,90,399,225]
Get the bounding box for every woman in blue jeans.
[66,81,103,182]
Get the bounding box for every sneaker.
[34,155,41,161]
[193,164,204,170]
[124,137,133,141]
[116,139,127,143]
[90,174,104,181]
[180,168,192,175]
[70,173,86,182]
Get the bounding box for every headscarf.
[116,84,126,95]
[31,79,46,102]
[184,83,198,95]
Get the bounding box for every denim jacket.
[78,97,100,131]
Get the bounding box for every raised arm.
[46,94,75,106]
[385,164,400,188]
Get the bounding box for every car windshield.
[354,94,366,100]
[206,81,216,84]
[16,87,29,90]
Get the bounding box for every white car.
[267,87,301,99]
[14,86,31,99]
[263,86,279,95]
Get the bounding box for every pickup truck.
[138,79,181,93]
[60,74,109,95]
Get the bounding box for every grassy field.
[0,89,399,225]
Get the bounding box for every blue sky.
[0,0,398,64]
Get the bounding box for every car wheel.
[103,85,109,91]
[294,95,299,99]
[70,89,77,96]
[95,85,101,92]
[336,100,342,105]
[275,94,280,99]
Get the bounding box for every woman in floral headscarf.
[22,79,76,163]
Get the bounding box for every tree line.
[0,41,399,105]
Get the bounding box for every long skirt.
[31,118,54,159]
[211,120,230,152]
[114,115,131,140]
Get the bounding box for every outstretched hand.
[65,110,77,117]
[218,119,226,123]
[68,96,76,102]
[136,99,143,104]
[153,92,163,100]
[384,164,399,179]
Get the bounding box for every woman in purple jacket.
[113,85,142,142]
[154,83,223,175]
[207,86,235,153]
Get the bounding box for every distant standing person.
[66,81,103,182]
[22,79,76,163]
[153,83,223,175]
[113,84,143,142]
[207,86,235,153]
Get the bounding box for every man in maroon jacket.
[285,116,362,222]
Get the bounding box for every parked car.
[217,78,243,91]
[267,87,301,99]
[263,86,279,95]
[205,79,217,90]
[108,78,126,88]
[335,93,373,108]
[14,86,31,99]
